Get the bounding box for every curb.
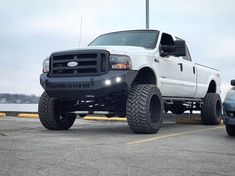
[0,112,127,121]
[17,113,39,119]
[0,113,6,118]
[84,116,127,122]
[176,118,224,125]
[0,112,224,125]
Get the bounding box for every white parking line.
[127,126,224,145]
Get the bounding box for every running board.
[163,97,202,102]
[73,111,114,115]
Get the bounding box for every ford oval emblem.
[67,61,78,67]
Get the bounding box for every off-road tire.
[126,84,163,134]
[201,93,222,125]
[226,125,235,136]
[38,92,76,130]
[170,104,186,115]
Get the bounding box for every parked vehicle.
[224,80,235,136]
[38,29,222,134]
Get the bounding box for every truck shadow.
[38,122,178,135]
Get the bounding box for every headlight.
[109,55,132,70]
[225,111,235,118]
[42,57,50,73]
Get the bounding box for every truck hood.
[52,46,155,56]
[86,45,148,54]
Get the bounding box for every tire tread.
[126,84,163,134]
[38,92,75,130]
[201,93,222,125]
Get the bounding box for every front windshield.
[89,30,159,49]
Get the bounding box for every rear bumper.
[223,100,235,125]
[40,70,138,99]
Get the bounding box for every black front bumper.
[223,100,235,125]
[40,70,138,99]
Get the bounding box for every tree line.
[0,93,40,104]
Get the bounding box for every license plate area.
[46,82,92,90]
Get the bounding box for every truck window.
[160,33,175,46]
[183,45,192,61]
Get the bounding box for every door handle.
[193,66,196,74]
[178,63,183,71]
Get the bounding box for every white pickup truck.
[39,29,222,134]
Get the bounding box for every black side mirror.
[159,45,175,57]
[231,80,235,86]
[174,40,186,57]
[159,40,186,57]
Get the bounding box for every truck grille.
[50,50,109,77]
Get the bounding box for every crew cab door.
[179,45,197,97]
[157,33,185,97]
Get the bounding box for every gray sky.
[0,0,235,98]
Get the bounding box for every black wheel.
[170,104,186,115]
[126,84,163,134]
[38,92,76,130]
[201,93,222,125]
[226,125,235,136]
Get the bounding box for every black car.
[223,80,235,136]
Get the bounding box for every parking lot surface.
[0,116,235,176]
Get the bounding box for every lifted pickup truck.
[39,29,222,134]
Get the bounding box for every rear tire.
[201,93,222,125]
[126,84,163,134]
[226,125,235,136]
[38,92,76,130]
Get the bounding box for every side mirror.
[174,40,186,57]
[159,40,186,57]
[159,45,174,57]
[231,80,235,86]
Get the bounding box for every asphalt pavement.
[0,116,235,176]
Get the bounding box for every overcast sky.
[0,0,235,98]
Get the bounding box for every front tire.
[126,84,163,134]
[38,92,76,130]
[201,93,222,125]
[226,125,235,136]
